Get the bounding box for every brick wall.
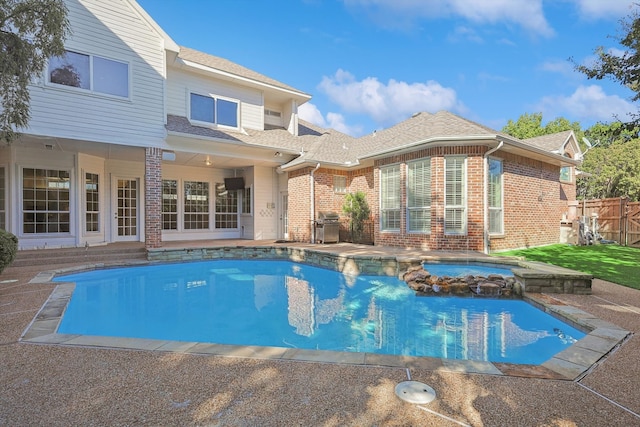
[287,167,312,241]
[285,146,574,251]
[489,152,570,251]
[144,147,162,249]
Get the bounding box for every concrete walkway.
[1,241,639,426]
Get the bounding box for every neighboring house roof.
[177,47,311,99]
[523,130,577,154]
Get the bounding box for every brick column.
[145,147,162,249]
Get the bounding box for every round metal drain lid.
[395,381,436,404]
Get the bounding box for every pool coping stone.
[19,259,631,381]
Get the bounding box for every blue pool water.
[421,262,514,277]
[55,260,584,365]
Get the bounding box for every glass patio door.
[113,177,139,241]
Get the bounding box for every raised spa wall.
[147,245,592,295]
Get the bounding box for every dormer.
[166,47,311,136]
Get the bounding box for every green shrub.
[0,229,18,273]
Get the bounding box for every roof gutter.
[483,140,504,254]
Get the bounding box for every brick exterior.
[144,147,163,249]
[286,145,575,253]
[287,167,313,241]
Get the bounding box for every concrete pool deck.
[2,241,640,425]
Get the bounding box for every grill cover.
[317,211,339,223]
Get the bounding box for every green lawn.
[494,244,640,290]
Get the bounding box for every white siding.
[252,166,278,240]
[27,0,167,147]
[166,68,264,131]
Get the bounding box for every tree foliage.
[580,139,640,201]
[501,112,584,143]
[342,191,370,243]
[0,0,70,144]
[573,6,640,132]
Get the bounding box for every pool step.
[10,244,147,268]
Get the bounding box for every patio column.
[144,147,162,249]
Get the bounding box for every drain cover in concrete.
[395,381,436,404]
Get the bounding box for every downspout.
[310,163,321,243]
[483,141,504,254]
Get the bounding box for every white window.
[162,180,178,230]
[407,159,431,233]
[445,156,467,234]
[333,175,347,194]
[190,93,238,127]
[48,50,129,98]
[488,158,504,234]
[22,168,70,234]
[85,173,99,232]
[242,187,252,214]
[215,183,238,229]
[380,165,401,231]
[184,181,209,230]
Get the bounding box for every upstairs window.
[190,93,238,128]
[48,50,129,98]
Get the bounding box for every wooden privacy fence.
[577,197,640,247]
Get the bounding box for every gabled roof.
[522,130,577,154]
[176,47,311,101]
[167,111,581,171]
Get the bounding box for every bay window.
[407,159,431,233]
[380,165,401,231]
[445,157,467,234]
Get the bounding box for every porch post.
[144,147,162,249]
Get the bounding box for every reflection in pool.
[55,260,584,365]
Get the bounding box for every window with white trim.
[184,181,209,230]
[162,180,178,230]
[48,50,129,98]
[22,168,70,234]
[488,158,503,234]
[190,93,238,127]
[215,183,238,229]
[444,156,467,234]
[85,173,99,232]
[407,159,431,233]
[333,175,347,194]
[242,187,251,214]
[380,165,401,231]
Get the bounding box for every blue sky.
[137,0,638,137]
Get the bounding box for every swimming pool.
[54,260,584,365]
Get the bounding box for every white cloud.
[540,60,576,78]
[448,26,484,43]
[317,69,464,126]
[570,0,634,20]
[298,102,364,136]
[343,0,553,36]
[535,84,635,123]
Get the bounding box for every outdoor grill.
[315,211,340,243]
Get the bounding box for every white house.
[0,0,580,252]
